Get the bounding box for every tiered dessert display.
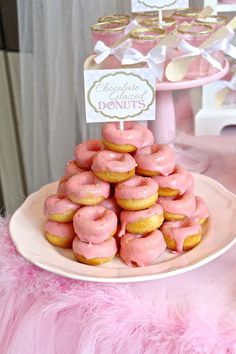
[43,7,236,267]
[43,122,209,267]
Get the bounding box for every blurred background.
[0,0,236,214]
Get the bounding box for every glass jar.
[142,17,176,33]
[132,11,160,25]
[172,8,201,25]
[91,21,127,47]
[98,14,131,25]
[195,15,227,30]
[130,26,166,55]
[171,23,214,79]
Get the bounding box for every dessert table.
[1,132,236,354]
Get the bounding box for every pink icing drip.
[161,219,201,253]
[120,230,166,267]
[154,165,190,195]
[44,194,80,216]
[119,203,163,237]
[73,236,117,259]
[44,220,76,238]
[74,140,103,169]
[102,122,144,148]
[91,151,137,173]
[64,160,84,177]
[115,176,158,200]
[99,197,121,217]
[66,171,110,200]
[158,190,196,217]
[135,144,175,176]
[186,172,195,192]
[57,178,69,196]
[192,196,209,221]
[141,126,154,147]
[73,205,118,244]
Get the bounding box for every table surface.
[1,97,236,353]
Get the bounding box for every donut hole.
[92,209,107,221]
[88,144,102,152]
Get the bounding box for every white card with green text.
[84,68,156,123]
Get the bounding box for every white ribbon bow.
[94,39,131,64]
[176,27,236,70]
[122,45,167,81]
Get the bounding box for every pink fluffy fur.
[1,217,236,353]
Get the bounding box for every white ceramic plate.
[9,174,236,283]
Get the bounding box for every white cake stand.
[148,60,229,172]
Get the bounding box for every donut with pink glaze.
[161,218,202,252]
[64,160,85,177]
[44,194,80,223]
[119,203,164,236]
[115,175,159,210]
[158,190,196,221]
[74,140,103,169]
[44,220,76,248]
[73,205,118,244]
[91,150,137,183]
[120,230,166,267]
[66,171,110,205]
[192,196,209,224]
[135,144,175,177]
[102,122,145,153]
[73,236,117,265]
[99,196,121,217]
[154,165,190,197]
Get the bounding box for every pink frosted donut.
[186,172,194,192]
[73,236,117,261]
[135,144,175,177]
[66,171,110,205]
[64,160,85,177]
[192,196,209,224]
[161,219,201,253]
[120,230,166,267]
[99,196,121,217]
[154,165,190,196]
[115,176,158,210]
[158,190,196,220]
[44,194,80,222]
[73,205,118,244]
[74,140,103,169]
[91,150,137,182]
[119,203,163,237]
[102,122,144,151]
[44,220,76,248]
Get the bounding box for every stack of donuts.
[43,122,209,267]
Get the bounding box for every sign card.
[84,68,156,123]
[132,0,189,12]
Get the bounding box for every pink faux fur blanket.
[1,217,236,354]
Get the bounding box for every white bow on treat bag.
[175,27,236,72]
[122,45,167,81]
[94,39,132,64]
[166,17,236,81]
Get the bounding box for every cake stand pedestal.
[148,61,229,172]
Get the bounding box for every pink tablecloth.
[2,96,236,353]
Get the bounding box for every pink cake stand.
[148,60,229,172]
